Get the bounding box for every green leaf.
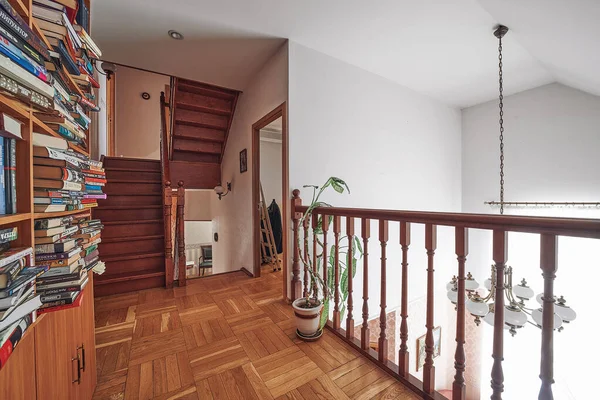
[331,177,350,194]
[354,236,363,255]
[319,297,330,330]
[340,267,349,295]
[331,181,344,193]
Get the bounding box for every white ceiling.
[92,0,599,108]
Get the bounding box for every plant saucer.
[296,328,323,342]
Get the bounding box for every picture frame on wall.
[416,326,442,371]
[240,148,248,173]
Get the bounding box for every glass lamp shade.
[447,290,458,304]
[466,298,489,317]
[504,306,527,327]
[532,308,563,330]
[483,307,509,329]
[465,277,479,291]
[214,185,225,195]
[555,303,577,322]
[446,281,456,291]
[484,278,492,291]
[513,284,534,300]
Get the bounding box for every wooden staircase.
[94,156,166,296]
[169,78,240,188]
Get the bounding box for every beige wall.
[259,138,283,207]
[184,190,212,221]
[212,42,288,274]
[115,66,169,159]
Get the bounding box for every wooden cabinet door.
[35,312,73,400]
[0,328,37,400]
[64,301,83,400]
[79,273,97,399]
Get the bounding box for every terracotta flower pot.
[292,298,323,337]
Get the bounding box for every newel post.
[491,230,508,400]
[177,181,186,287]
[453,227,468,400]
[291,189,303,301]
[539,234,558,400]
[163,181,174,289]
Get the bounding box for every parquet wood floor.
[93,266,419,400]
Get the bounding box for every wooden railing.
[176,180,187,286]
[160,91,174,288]
[291,189,600,400]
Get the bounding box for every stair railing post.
[177,181,186,286]
[163,181,174,288]
[291,189,303,300]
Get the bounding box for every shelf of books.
[0,0,106,375]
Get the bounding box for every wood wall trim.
[251,103,288,299]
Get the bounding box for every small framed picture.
[416,326,441,371]
[239,149,247,173]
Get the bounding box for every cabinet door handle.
[71,356,81,384]
[78,344,86,372]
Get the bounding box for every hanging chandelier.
[446,25,576,336]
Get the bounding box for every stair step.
[172,137,222,155]
[103,219,163,226]
[177,82,237,100]
[175,109,228,130]
[98,195,162,206]
[169,160,220,189]
[102,234,163,243]
[94,206,163,221]
[94,205,162,210]
[103,157,161,171]
[103,219,164,239]
[176,101,231,116]
[103,251,164,263]
[107,179,161,184]
[104,181,162,195]
[95,269,165,284]
[173,125,225,143]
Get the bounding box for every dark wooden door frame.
[252,102,288,299]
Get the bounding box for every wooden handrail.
[292,190,600,400]
[296,205,600,239]
[160,92,170,182]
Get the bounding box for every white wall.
[115,66,169,159]
[462,83,600,399]
[211,42,288,274]
[288,42,463,390]
[259,138,283,207]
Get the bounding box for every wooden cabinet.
[0,330,37,400]
[1,272,97,400]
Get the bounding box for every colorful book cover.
[0,0,50,60]
[0,33,50,83]
[0,137,4,215]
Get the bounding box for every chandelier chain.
[498,32,505,214]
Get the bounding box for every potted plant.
[292,177,363,340]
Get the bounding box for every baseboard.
[240,267,254,277]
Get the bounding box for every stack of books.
[0,228,45,370]
[34,213,104,313]
[32,133,105,213]
[0,0,54,110]
[32,0,102,150]
[0,113,22,215]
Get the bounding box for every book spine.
[40,291,75,303]
[0,21,43,65]
[0,137,4,215]
[0,34,50,82]
[0,1,50,60]
[0,315,30,370]
[2,137,8,214]
[7,138,15,214]
[35,252,69,261]
[0,248,31,268]
[36,285,81,296]
[35,243,66,254]
[36,273,79,285]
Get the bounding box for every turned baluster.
[291,190,302,300]
[322,214,330,298]
[333,216,342,330]
[491,230,508,400]
[398,222,411,378]
[423,223,437,394]
[378,219,389,362]
[361,218,371,350]
[303,216,310,298]
[539,234,557,400]
[312,213,319,298]
[346,217,355,339]
[163,182,174,289]
[177,181,186,287]
[453,227,468,400]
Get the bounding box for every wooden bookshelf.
[33,209,92,219]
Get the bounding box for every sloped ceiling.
[92,0,598,108]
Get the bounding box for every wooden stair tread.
[177,83,237,100]
[95,269,165,285]
[101,193,162,197]
[103,219,163,225]
[175,119,225,131]
[102,234,164,243]
[104,167,161,173]
[106,179,160,184]
[105,156,160,163]
[173,132,224,143]
[103,251,165,262]
[175,101,231,116]
[94,205,162,210]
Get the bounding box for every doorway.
[252,103,288,296]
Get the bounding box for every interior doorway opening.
[252,103,288,298]
[182,189,216,280]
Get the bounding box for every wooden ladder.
[260,183,281,272]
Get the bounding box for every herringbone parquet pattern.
[93,266,419,400]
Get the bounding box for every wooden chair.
[198,245,213,276]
